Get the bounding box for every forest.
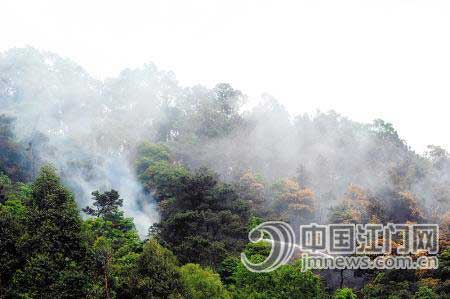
[0,48,449,298]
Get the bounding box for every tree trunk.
[104,270,110,299]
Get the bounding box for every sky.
[1,0,449,153]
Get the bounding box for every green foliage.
[12,254,88,298]
[83,189,125,224]
[0,174,11,203]
[0,115,31,181]
[414,286,438,299]
[82,189,142,298]
[229,245,325,299]
[335,288,357,299]
[139,150,251,268]
[1,81,450,299]
[180,263,230,299]
[25,165,84,259]
[232,258,325,299]
[427,245,450,297]
[82,217,142,298]
[0,176,32,296]
[124,239,183,298]
[0,195,27,295]
[11,165,88,298]
[243,241,272,258]
[135,142,191,200]
[157,83,244,140]
[248,216,265,230]
[135,142,171,174]
[218,256,240,285]
[362,270,418,299]
[142,160,190,201]
[434,245,450,280]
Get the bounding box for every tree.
[83,219,142,299]
[271,178,316,224]
[180,263,230,299]
[335,288,357,299]
[387,191,424,223]
[83,189,124,223]
[124,239,183,298]
[191,83,244,139]
[11,165,88,298]
[0,177,28,297]
[139,146,251,268]
[232,259,325,299]
[426,245,450,297]
[0,115,31,181]
[82,189,141,298]
[328,185,375,224]
[362,270,418,299]
[426,145,449,171]
[140,160,190,202]
[230,242,325,298]
[218,256,240,286]
[328,202,362,224]
[234,172,267,215]
[371,119,404,146]
[150,167,250,268]
[135,142,171,175]
[414,286,438,299]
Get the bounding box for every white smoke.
[0,47,179,236]
[1,47,448,234]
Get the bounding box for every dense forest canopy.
[0,48,449,298]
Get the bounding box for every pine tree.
[12,165,88,298]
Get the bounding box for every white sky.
[1,0,449,152]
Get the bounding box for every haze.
[1,0,449,152]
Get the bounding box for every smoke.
[0,47,182,235]
[1,47,448,234]
[166,93,449,218]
